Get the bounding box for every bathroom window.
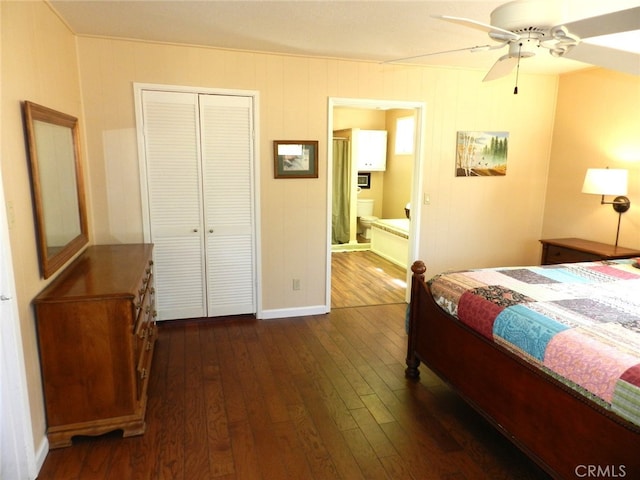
[395,116,415,155]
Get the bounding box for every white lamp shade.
[581,168,628,195]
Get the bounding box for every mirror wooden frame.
[23,101,89,279]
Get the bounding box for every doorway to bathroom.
[326,98,425,310]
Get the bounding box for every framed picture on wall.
[273,140,318,178]
[455,131,508,177]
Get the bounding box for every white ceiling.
[49,0,640,76]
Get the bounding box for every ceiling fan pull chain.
[513,42,522,95]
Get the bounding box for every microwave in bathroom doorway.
[357,172,371,189]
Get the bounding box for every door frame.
[326,97,426,310]
[133,83,263,319]
[1,170,38,479]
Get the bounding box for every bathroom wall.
[333,107,414,222]
[333,108,386,219]
[383,109,416,219]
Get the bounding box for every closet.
[138,89,256,321]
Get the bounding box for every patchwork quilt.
[427,259,640,428]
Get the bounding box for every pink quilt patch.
[589,264,640,280]
[544,328,640,402]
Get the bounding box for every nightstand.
[539,238,640,265]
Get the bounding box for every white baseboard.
[33,435,49,479]
[259,305,328,320]
[331,243,370,252]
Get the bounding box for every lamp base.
[612,196,630,213]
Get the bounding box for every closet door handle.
[193,228,198,233]
[209,229,214,233]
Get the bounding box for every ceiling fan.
[388,1,640,84]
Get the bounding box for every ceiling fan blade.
[381,44,499,64]
[483,55,518,82]
[560,6,640,39]
[434,15,520,41]
[564,42,640,76]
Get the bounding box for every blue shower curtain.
[332,138,351,244]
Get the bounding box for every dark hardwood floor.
[37,302,550,479]
[331,251,407,308]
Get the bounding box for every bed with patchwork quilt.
[405,259,640,479]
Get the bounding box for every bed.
[405,259,640,479]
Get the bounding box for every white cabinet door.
[142,90,207,320]
[140,90,256,320]
[199,94,255,316]
[355,129,387,171]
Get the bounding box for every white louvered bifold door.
[141,90,207,320]
[199,95,255,316]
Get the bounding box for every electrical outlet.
[292,279,301,291]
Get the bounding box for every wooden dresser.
[34,244,156,448]
[540,237,640,265]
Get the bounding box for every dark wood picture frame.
[23,101,89,279]
[273,140,318,178]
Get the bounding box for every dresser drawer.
[134,264,153,321]
[135,274,153,332]
[135,289,152,354]
[136,332,155,399]
[544,245,601,264]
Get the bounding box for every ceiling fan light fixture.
[506,40,536,59]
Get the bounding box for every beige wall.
[383,109,415,219]
[3,0,564,462]
[1,0,85,460]
[76,37,560,302]
[542,69,640,248]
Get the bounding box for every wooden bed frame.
[405,261,640,479]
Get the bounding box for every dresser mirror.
[23,101,88,279]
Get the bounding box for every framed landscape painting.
[455,131,508,177]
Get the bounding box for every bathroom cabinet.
[355,129,387,171]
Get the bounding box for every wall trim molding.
[34,436,49,475]
[259,305,328,320]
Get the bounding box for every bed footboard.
[405,261,425,380]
